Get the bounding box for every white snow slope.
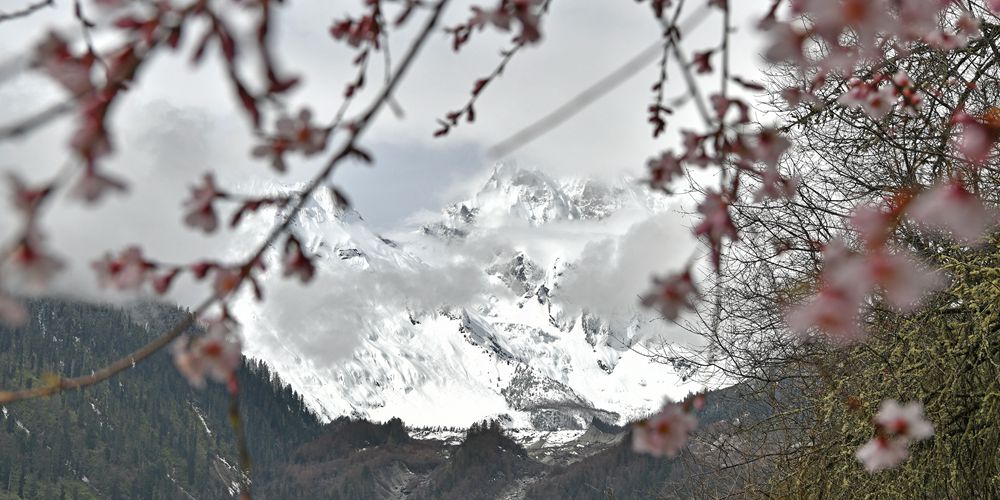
[234,162,703,430]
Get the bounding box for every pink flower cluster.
[183,174,225,233]
[837,71,922,119]
[330,14,382,49]
[92,246,155,290]
[952,108,1000,165]
[282,235,316,283]
[632,394,704,458]
[646,125,795,270]
[763,0,996,126]
[765,0,985,74]
[787,179,994,344]
[4,175,63,294]
[449,0,546,51]
[642,269,698,321]
[171,318,243,390]
[90,248,268,301]
[33,32,96,97]
[855,400,934,472]
[251,109,328,173]
[33,33,132,205]
[0,293,27,327]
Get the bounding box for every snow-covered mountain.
[234,162,701,430]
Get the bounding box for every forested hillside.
[0,298,769,500]
[0,299,320,500]
[255,387,770,499]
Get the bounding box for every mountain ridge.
[234,162,700,430]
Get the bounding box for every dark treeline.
[0,298,320,500]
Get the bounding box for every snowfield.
[233,162,704,429]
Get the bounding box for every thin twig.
[0,0,453,405]
[488,4,712,159]
[0,0,53,23]
[668,28,713,128]
[0,296,212,403]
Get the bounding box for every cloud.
[556,211,698,325]
[0,0,767,397]
[237,242,498,364]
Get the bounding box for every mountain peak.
[237,165,693,431]
[473,162,582,225]
[420,163,665,237]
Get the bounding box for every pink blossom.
[753,165,798,202]
[924,14,980,50]
[330,15,380,48]
[781,87,805,106]
[874,400,934,441]
[893,70,923,110]
[171,319,242,389]
[955,118,995,164]
[0,292,27,327]
[283,236,316,283]
[646,151,684,189]
[797,0,890,49]
[891,70,912,89]
[470,6,511,31]
[7,174,52,217]
[33,32,95,96]
[506,0,545,43]
[856,435,911,473]
[789,239,869,338]
[762,22,808,66]
[710,94,750,123]
[641,270,698,321]
[787,234,945,338]
[680,131,711,167]
[9,234,64,290]
[838,78,871,107]
[183,174,222,233]
[692,50,713,74]
[69,93,113,163]
[850,204,895,248]
[632,400,698,458]
[865,249,945,311]
[213,267,242,297]
[856,400,934,473]
[71,167,127,204]
[743,132,797,200]
[861,85,896,119]
[907,180,995,242]
[251,109,327,172]
[251,137,291,173]
[746,128,790,167]
[190,261,215,281]
[276,108,326,156]
[897,0,950,41]
[694,191,738,269]
[152,270,179,295]
[92,246,153,290]
[786,284,864,344]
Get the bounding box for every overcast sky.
[0,0,769,226]
[0,1,771,371]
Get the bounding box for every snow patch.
[191,403,212,436]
